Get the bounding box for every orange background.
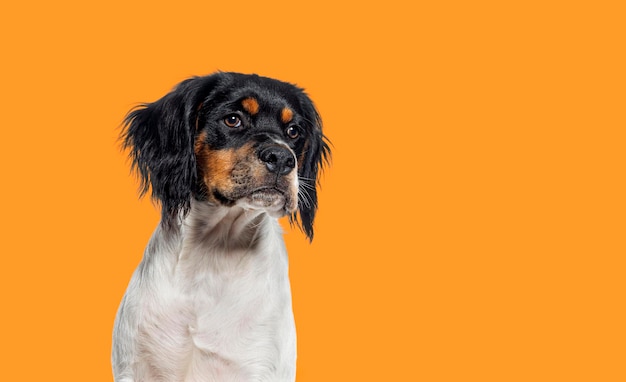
[1,1,624,381]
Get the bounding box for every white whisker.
[298,187,313,209]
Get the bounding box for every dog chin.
[237,189,295,217]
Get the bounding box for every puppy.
[112,72,330,382]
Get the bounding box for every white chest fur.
[112,204,297,382]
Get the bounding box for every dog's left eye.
[224,114,242,128]
[285,125,300,139]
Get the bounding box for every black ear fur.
[121,76,218,226]
[291,94,331,242]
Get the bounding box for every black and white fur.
[112,72,330,382]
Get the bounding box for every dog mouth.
[217,186,294,216]
[244,187,287,209]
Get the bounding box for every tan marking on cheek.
[242,97,259,115]
[281,107,294,124]
[194,131,208,155]
[205,149,236,189]
[201,143,260,200]
[194,132,211,185]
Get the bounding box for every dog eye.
[285,126,300,139]
[224,114,242,128]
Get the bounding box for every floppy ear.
[292,94,331,241]
[121,76,218,226]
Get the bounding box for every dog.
[112,72,330,382]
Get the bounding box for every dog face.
[122,72,330,240]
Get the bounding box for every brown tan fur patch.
[241,97,259,115]
[281,107,294,124]
[194,131,208,155]
[205,148,237,192]
[197,143,260,200]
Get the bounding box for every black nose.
[258,145,296,175]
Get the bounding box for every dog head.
[122,72,330,240]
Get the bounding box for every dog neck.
[164,199,281,253]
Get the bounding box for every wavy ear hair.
[291,92,331,241]
[121,76,218,226]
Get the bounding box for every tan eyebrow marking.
[281,107,294,124]
[241,97,259,115]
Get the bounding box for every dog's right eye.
[224,114,242,128]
